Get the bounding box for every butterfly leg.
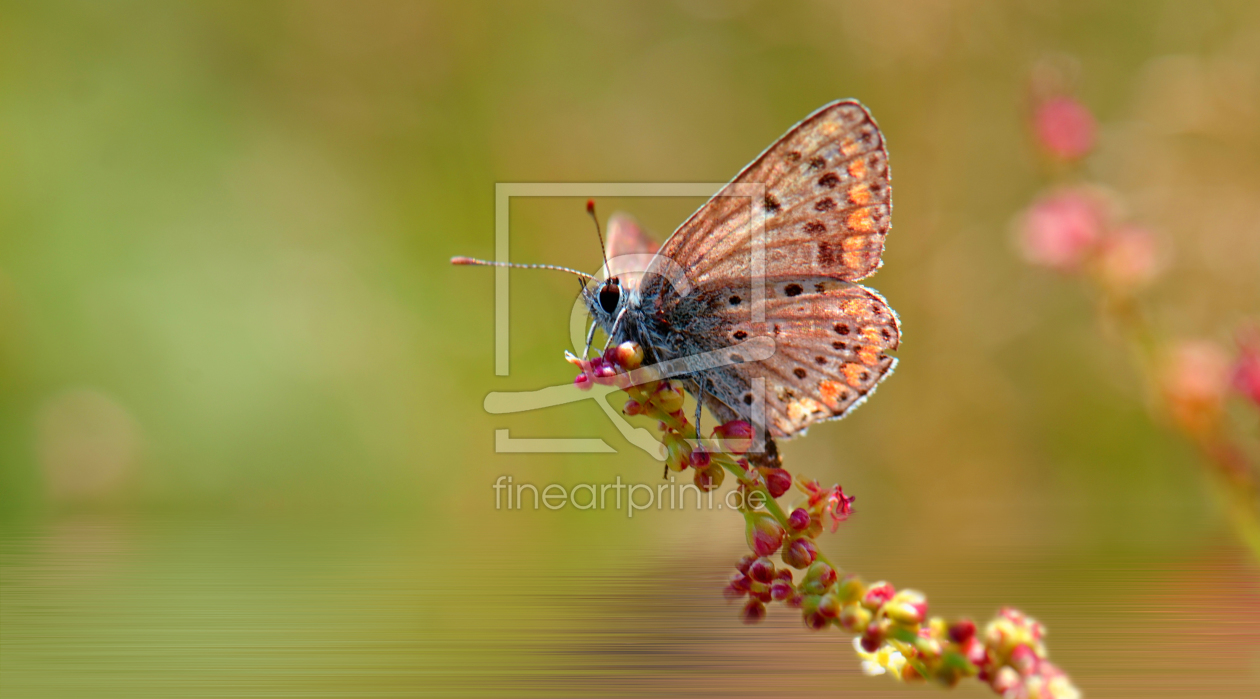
[693,375,706,442]
[582,318,598,358]
[601,307,629,354]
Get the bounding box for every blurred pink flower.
[1097,224,1161,292]
[1018,188,1110,272]
[1033,96,1097,160]
[1232,325,1260,407]
[1162,340,1232,436]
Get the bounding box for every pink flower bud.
[574,373,594,391]
[817,592,841,619]
[787,507,811,531]
[748,557,775,584]
[712,420,754,454]
[728,573,751,593]
[688,448,711,469]
[803,561,837,589]
[741,600,766,624]
[884,589,928,625]
[803,611,828,630]
[862,582,896,610]
[735,554,756,574]
[991,667,1021,695]
[1010,644,1040,676]
[770,580,794,601]
[1018,187,1110,272]
[762,468,792,498]
[622,398,642,416]
[1232,325,1260,407]
[745,512,785,557]
[780,537,818,569]
[1161,340,1231,436]
[1033,96,1097,161]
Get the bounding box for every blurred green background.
[2,1,1259,697]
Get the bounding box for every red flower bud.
[748,557,775,584]
[859,632,882,653]
[574,372,593,391]
[817,592,841,619]
[780,537,818,569]
[948,619,976,644]
[770,580,793,601]
[735,554,756,574]
[712,420,754,454]
[862,582,896,610]
[741,600,766,624]
[803,611,828,631]
[689,448,711,469]
[722,583,746,601]
[762,468,792,499]
[745,512,785,557]
[803,561,837,589]
[622,398,642,416]
[787,507,811,531]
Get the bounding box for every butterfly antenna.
[586,199,608,274]
[450,256,595,282]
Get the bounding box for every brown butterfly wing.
[658,276,900,441]
[649,100,891,286]
[636,100,897,441]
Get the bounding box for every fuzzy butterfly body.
[584,100,901,467]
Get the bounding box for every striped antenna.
[450,256,595,281]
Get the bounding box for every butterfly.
[456,100,900,469]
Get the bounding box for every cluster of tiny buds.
[570,340,1078,698]
[726,557,1079,698]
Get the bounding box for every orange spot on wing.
[840,137,860,157]
[847,183,871,206]
[858,347,881,366]
[846,209,874,232]
[843,235,868,251]
[848,158,868,180]
[819,379,844,407]
[842,364,866,385]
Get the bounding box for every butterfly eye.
[598,279,621,314]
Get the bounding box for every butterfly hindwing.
[604,213,659,291]
[654,276,900,440]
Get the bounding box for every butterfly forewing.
[649,100,891,289]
